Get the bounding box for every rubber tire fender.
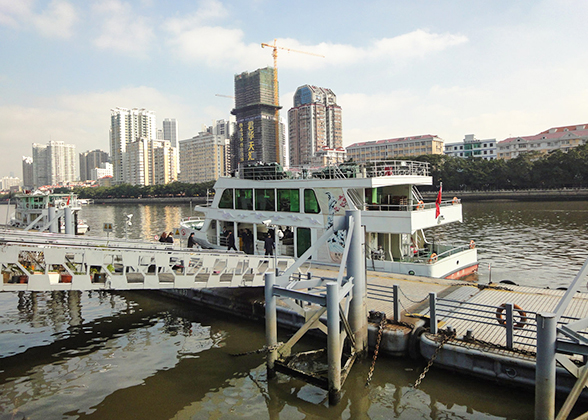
[408,326,426,360]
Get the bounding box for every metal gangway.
[0,230,297,292]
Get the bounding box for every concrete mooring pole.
[327,281,342,405]
[535,312,556,420]
[48,207,57,233]
[346,209,367,356]
[64,208,73,235]
[265,272,278,379]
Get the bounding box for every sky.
[1,0,588,179]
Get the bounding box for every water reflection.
[79,203,194,241]
[0,290,546,420]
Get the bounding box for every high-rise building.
[163,118,179,148]
[80,149,110,181]
[110,108,157,184]
[22,156,34,189]
[1,176,21,191]
[179,130,229,184]
[30,141,77,187]
[47,141,77,184]
[32,144,49,187]
[125,138,177,186]
[231,67,283,169]
[288,85,342,166]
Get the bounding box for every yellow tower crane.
[261,39,325,165]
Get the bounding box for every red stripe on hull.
[444,264,479,280]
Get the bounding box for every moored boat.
[179,160,478,279]
[8,191,88,235]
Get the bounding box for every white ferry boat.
[8,191,89,234]
[180,161,478,279]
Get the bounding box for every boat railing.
[363,199,460,212]
[237,160,430,180]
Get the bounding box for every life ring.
[428,253,437,263]
[416,200,424,210]
[452,197,459,204]
[469,240,476,249]
[496,303,528,330]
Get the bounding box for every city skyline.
[2,0,588,178]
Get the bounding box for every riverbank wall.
[420,188,588,201]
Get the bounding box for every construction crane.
[215,94,234,99]
[261,39,325,165]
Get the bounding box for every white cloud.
[0,0,76,38]
[371,30,468,59]
[33,0,77,39]
[92,0,154,56]
[0,87,199,177]
[0,0,34,27]
[164,26,467,71]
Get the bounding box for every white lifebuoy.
[416,200,424,210]
[428,253,437,263]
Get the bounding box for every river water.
[0,200,587,419]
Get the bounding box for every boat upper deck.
[233,160,431,185]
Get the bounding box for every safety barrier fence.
[366,284,588,356]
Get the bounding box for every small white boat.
[179,161,478,279]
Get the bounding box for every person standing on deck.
[226,230,237,251]
[264,233,274,256]
[187,233,196,248]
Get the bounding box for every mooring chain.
[365,312,387,387]
[230,342,284,357]
[412,329,456,389]
[398,287,429,304]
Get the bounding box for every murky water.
[427,200,588,288]
[0,290,541,420]
[1,200,587,419]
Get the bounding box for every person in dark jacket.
[159,232,167,242]
[264,233,274,256]
[187,233,196,248]
[226,230,237,251]
[166,232,174,243]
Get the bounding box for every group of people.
[222,227,276,256]
[158,232,174,243]
[158,231,200,249]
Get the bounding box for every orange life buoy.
[428,253,437,263]
[452,197,459,204]
[496,303,528,330]
[416,200,424,210]
[469,240,476,249]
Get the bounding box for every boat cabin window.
[277,189,300,212]
[235,189,253,210]
[255,189,275,211]
[304,189,320,214]
[219,189,233,209]
[297,227,311,257]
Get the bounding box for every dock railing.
[427,292,538,353]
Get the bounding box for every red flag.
[435,183,442,218]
